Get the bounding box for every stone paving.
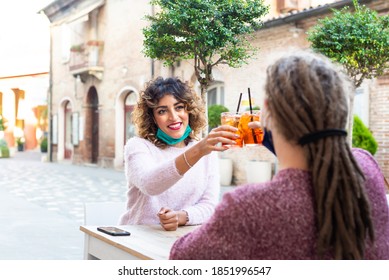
[0,149,235,260]
[0,149,127,260]
[1,150,127,225]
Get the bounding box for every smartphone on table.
[97,226,131,236]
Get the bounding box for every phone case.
[97,227,131,236]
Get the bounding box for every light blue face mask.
[156,125,192,145]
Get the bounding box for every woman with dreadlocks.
[170,51,389,259]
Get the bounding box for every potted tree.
[16,137,25,151]
[307,0,389,144]
[40,137,48,153]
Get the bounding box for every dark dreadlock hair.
[265,51,374,259]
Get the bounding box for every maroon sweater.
[170,148,389,259]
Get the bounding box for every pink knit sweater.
[170,148,389,259]
[119,136,220,225]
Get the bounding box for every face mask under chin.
[262,128,276,155]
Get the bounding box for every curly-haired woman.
[119,77,239,231]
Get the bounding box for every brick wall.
[370,74,389,179]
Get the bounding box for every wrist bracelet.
[183,152,193,168]
[182,210,189,225]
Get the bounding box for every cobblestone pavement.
[0,149,127,260]
[0,149,234,260]
[1,150,127,225]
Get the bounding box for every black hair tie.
[298,129,347,146]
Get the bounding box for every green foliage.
[0,139,10,158]
[16,137,25,145]
[307,0,389,88]
[40,137,48,153]
[143,0,269,100]
[0,139,8,148]
[0,115,4,131]
[245,106,260,111]
[0,146,10,158]
[207,104,229,130]
[352,115,378,155]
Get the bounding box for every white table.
[80,224,198,260]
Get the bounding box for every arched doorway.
[114,86,138,169]
[64,101,72,159]
[124,92,137,144]
[86,87,99,164]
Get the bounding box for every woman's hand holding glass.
[248,120,262,130]
[200,125,240,153]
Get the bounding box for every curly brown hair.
[265,51,374,259]
[132,76,206,149]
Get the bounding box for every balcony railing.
[69,40,104,81]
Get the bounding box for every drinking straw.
[248,88,253,114]
[248,88,258,144]
[236,92,243,114]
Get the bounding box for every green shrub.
[207,104,229,130]
[40,137,48,153]
[0,146,10,158]
[0,115,5,131]
[0,139,8,148]
[352,115,378,155]
[0,139,10,158]
[245,106,260,111]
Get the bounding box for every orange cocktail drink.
[220,112,243,147]
[239,111,264,146]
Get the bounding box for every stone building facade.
[42,0,389,183]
